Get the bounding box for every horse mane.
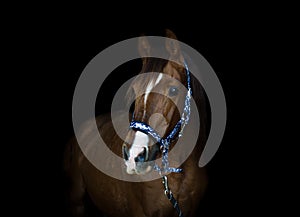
[190,72,210,141]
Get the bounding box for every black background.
[9,6,289,217]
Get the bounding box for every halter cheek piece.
[129,60,191,217]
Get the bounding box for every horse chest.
[85,170,178,217]
[128,181,182,217]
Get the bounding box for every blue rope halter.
[129,60,192,175]
[129,60,191,217]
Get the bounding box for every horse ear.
[138,36,151,64]
[165,29,178,40]
[165,29,183,63]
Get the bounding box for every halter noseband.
[129,60,192,175]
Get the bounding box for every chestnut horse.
[64,30,208,217]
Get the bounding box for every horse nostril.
[135,147,149,162]
[144,147,149,161]
[122,144,129,161]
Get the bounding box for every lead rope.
[162,176,184,217]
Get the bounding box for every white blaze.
[143,73,163,118]
[126,73,163,173]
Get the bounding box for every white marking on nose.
[126,131,149,173]
[143,73,163,117]
[130,131,149,158]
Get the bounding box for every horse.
[64,29,209,217]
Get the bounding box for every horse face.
[122,30,187,175]
[122,61,186,175]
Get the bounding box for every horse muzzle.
[122,143,160,175]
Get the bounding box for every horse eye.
[168,86,179,96]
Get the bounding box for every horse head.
[122,30,191,175]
